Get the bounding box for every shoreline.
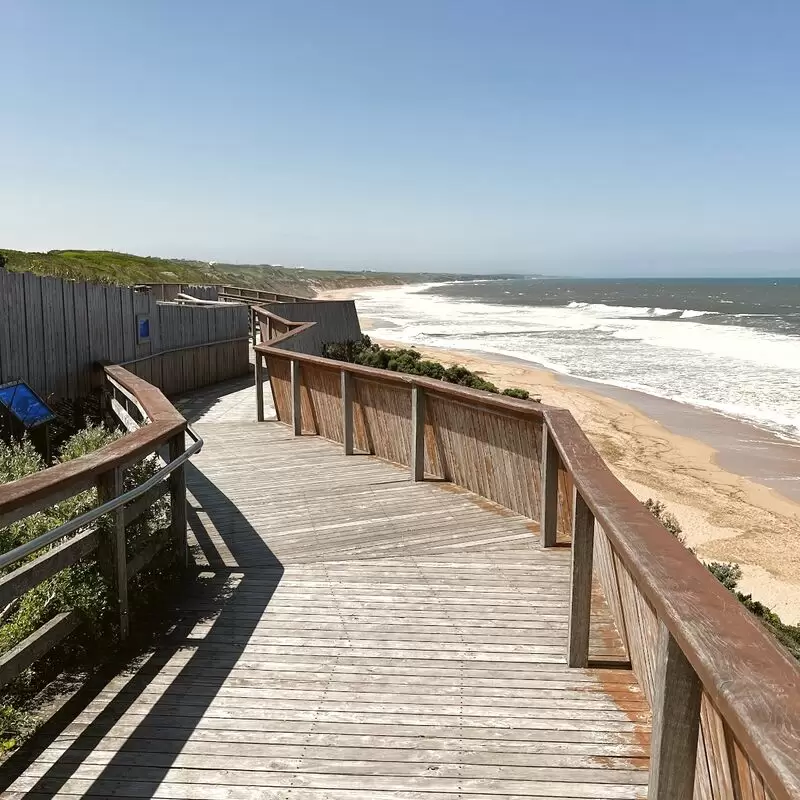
[319,285,800,623]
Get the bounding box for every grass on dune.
[0,248,427,296]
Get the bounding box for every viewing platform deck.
[4,383,650,799]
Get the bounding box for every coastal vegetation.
[0,426,178,753]
[0,248,430,297]
[646,498,800,661]
[323,336,537,400]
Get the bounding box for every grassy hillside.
[0,249,435,297]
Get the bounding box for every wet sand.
[319,286,800,623]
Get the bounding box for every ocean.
[353,277,800,442]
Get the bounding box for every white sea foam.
[352,283,800,441]
[679,309,716,318]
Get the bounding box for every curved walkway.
[4,382,650,799]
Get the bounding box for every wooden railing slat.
[341,370,354,455]
[568,487,595,668]
[126,527,174,579]
[0,529,100,609]
[255,350,265,422]
[97,468,129,641]
[169,432,188,568]
[111,396,140,434]
[648,620,703,799]
[0,610,80,688]
[411,386,425,482]
[123,481,170,528]
[291,359,302,436]
[540,425,559,547]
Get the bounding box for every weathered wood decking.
[4,386,650,799]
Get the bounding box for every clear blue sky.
[2,1,800,275]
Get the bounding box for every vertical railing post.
[255,350,265,422]
[568,487,595,667]
[341,369,354,455]
[291,359,302,436]
[540,423,559,547]
[169,431,188,568]
[648,621,702,799]
[97,467,129,641]
[411,385,425,482]
[250,307,257,346]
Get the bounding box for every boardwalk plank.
[5,411,648,799]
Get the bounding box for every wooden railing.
[255,332,800,800]
[0,366,201,688]
[218,285,313,304]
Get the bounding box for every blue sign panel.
[0,381,56,429]
[137,314,151,343]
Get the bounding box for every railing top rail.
[252,305,306,328]
[0,424,202,571]
[252,306,323,351]
[0,366,188,530]
[543,407,800,800]
[220,286,318,303]
[255,341,548,422]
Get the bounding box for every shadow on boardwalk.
[0,464,283,798]
[173,372,259,423]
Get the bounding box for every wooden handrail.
[219,286,317,304]
[0,367,185,529]
[0,364,197,682]
[251,305,311,332]
[543,407,800,800]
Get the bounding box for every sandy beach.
[320,286,800,623]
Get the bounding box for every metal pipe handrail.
[117,337,249,367]
[0,425,203,571]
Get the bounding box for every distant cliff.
[0,249,433,297]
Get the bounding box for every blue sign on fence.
[0,381,56,429]
[137,314,151,343]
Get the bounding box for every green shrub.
[0,426,123,657]
[501,387,531,400]
[644,498,684,544]
[706,561,742,591]
[323,336,537,400]
[645,499,800,661]
[0,703,35,754]
[0,424,175,750]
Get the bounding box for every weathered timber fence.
[136,283,219,302]
[255,327,800,800]
[0,269,250,400]
[218,285,311,304]
[117,302,250,396]
[0,366,201,687]
[251,301,361,356]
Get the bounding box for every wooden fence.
[118,302,250,396]
[255,337,800,800]
[252,301,362,356]
[0,269,250,400]
[0,365,200,686]
[218,285,311,303]
[136,284,219,302]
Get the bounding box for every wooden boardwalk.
[4,399,651,798]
